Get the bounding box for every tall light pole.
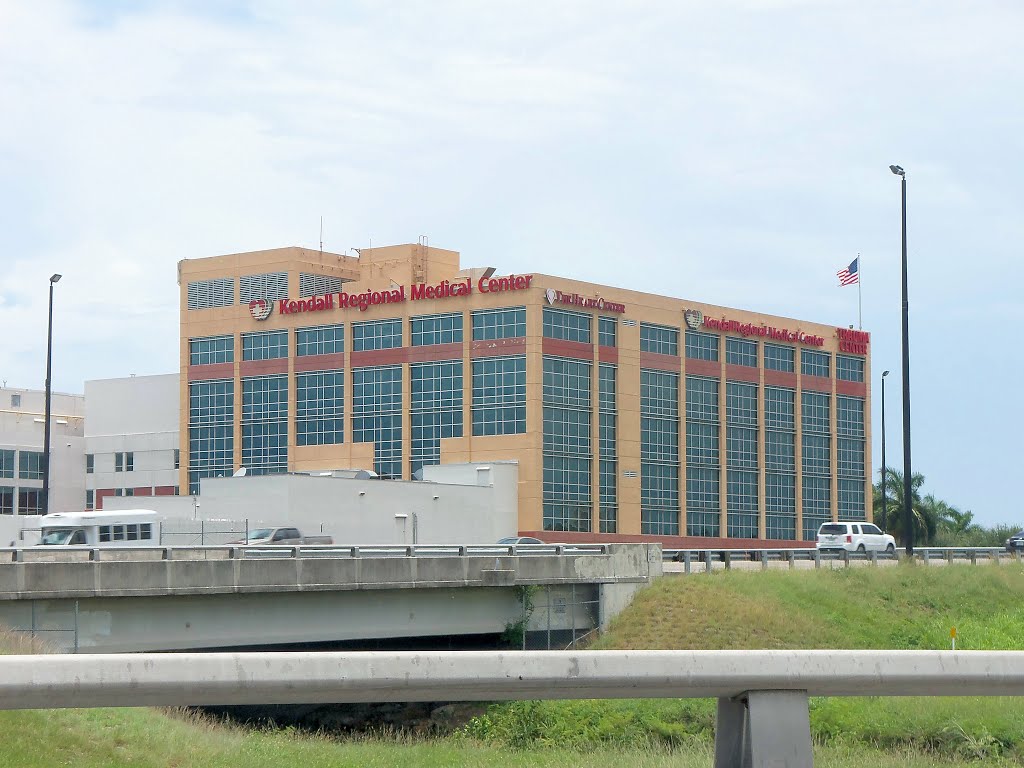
[880,370,889,529]
[41,273,62,515]
[889,164,913,555]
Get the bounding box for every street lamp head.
[882,370,890,377]
[889,165,905,177]
[50,274,62,284]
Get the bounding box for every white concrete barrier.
[2,649,1024,766]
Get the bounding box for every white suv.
[816,522,896,554]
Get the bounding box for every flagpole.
[858,252,862,330]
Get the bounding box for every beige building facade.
[179,243,871,546]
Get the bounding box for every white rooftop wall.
[107,462,520,545]
[85,375,179,437]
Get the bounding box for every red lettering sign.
[702,316,825,347]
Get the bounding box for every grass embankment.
[3,565,1024,766]
[466,564,1024,762]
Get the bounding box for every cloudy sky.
[1,1,1020,525]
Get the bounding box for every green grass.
[461,563,1024,761]
[0,706,1002,767]
[4,563,1024,766]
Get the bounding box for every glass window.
[472,307,526,340]
[174,449,180,470]
[411,313,463,346]
[188,379,234,495]
[115,452,124,472]
[543,357,592,532]
[18,489,42,515]
[296,324,344,356]
[598,363,617,533]
[0,486,12,515]
[189,335,234,366]
[85,489,94,510]
[598,317,617,347]
[801,391,830,433]
[543,308,591,343]
[685,375,718,537]
[85,454,94,474]
[242,375,289,475]
[726,382,758,539]
[836,355,865,382]
[640,323,679,356]
[725,338,757,367]
[685,331,719,361]
[296,370,344,446]
[802,475,831,540]
[801,349,831,378]
[10,394,21,408]
[353,318,402,351]
[472,356,527,435]
[641,369,679,535]
[125,452,134,472]
[0,450,14,479]
[352,365,403,478]
[19,451,44,480]
[242,330,288,361]
[764,344,795,372]
[836,396,865,437]
[410,361,464,477]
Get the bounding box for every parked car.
[816,522,896,554]
[1005,530,1024,552]
[497,536,544,545]
[230,527,333,545]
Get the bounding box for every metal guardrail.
[0,543,613,563]
[662,546,1019,572]
[2,649,1022,766]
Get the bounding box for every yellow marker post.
[950,626,957,651]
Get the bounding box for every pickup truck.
[233,527,333,545]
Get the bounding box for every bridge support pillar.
[715,690,813,768]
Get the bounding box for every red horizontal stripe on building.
[350,348,410,367]
[801,374,831,393]
[470,338,527,357]
[132,487,153,496]
[542,338,593,361]
[764,370,798,388]
[518,531,816,548]
[187,363,233,382]
[639,351,681,373]
[407,343,464,363]
[240,359,288,377]
[154,486,178,496]
[94,489,114,510]
[836,379,867,398]
[598,346,619,364]
[295,353,345,373]
[725,364,758,384]
[683,358,720,378]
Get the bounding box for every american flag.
[837,257,859,286]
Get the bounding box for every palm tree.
[871,469,937,545]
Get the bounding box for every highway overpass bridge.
[0,543,660,653]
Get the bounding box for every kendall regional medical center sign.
[260,274,535,318]
[248,274,628,320]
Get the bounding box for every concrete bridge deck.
[0,544,661,653]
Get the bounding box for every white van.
[38,509,162,547]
